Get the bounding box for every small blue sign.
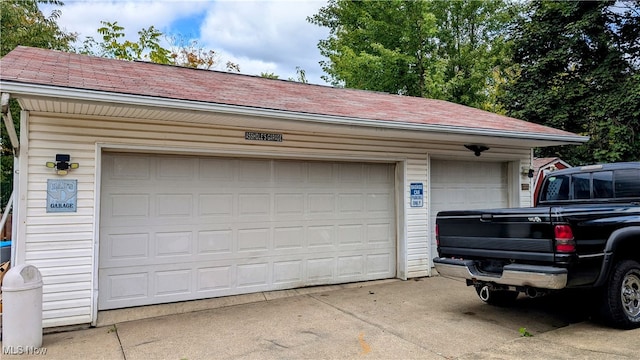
[47,179,78,213]
[410,182,423,207]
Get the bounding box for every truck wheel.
[475,285,518,306]
[601,260,640,329]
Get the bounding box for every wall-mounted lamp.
[464,144,490,157]
[46,154,79,175]
[522,168,535,178]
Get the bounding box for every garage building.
[0,46,587,327]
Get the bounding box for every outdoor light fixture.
[46,154,79,175]
[464,144,490,157]
[522,168,535,178]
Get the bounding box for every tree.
[500,0,640,165]
[428,0,516,109]
[1,0,77,211]
[260,72,280,79]
[288,67,308,83]
[260,67,308,83]
[308,0,515,109]
[308,0,440,97]
[0,0,77,57]
[78,22,241,72]
[77,21,171,64]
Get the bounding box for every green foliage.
[260,72,279,79]
[308,0,515,109]
[500,0,640,165]
[288,67,308,83]
[429,0,516,110]
[519,327,533,337]
[78,21,172,64]
[78,24,241,72]
[308,0,439,97]
[0,0,77,57]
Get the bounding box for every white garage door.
[99,153,396,309]
[430,160,508,264]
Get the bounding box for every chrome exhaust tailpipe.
[525,287,547,298]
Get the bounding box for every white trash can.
[1,264,43,349]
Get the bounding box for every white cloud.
[40,0,330,84]
[48,1,209,42]
[199,0,329,82]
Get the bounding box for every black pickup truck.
[433,162,640,329]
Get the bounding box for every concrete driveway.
[2,276,639,359]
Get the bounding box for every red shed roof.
[1,46,585,142]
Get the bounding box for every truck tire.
[475,285,519,306]
[600,260,640,329]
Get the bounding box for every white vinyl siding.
[20,112,532,327]
[405,158,430,278]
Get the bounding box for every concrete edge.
[95,278,403,328]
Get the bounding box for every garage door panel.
[338,224,364,245]
[106,155,151,180]
[237,263,269,288]
[367,223,393,244]
[197,230,233,254]
[199,194,233,216]
[308,163,334,183]
[308,226,335,247]
[99,154,396,309]
[273,227,304,249]
[156,194,193,217]
[108,194,150,218]
[237,228,270,252]
[157,157,196,180]
[273,260,304,284]
[274,193,304,215]
[239,194,270,216]
[156,232,192,257]
[338,163,364,182]
[199,158,234,179]
[275,161,305,182]
[197,266,232,291]
[155,269,192,296]
[338,255,364,277]
[367,165,394,184]
[239,159,270,181]
[367,253,394,275]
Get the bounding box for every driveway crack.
[113,324,127,360]
[308,293,449,358]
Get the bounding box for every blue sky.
[42,0,331,85]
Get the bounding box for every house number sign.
[245,131,283,142]
[47,179,77,213]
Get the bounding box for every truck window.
[593,171,613,199]
[572,173,591,199]
[615,169,640,198]
[541,174,570,201]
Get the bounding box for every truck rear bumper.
[433,258,568,290]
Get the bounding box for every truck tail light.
[554,224,576,252]
[435,224,440,246]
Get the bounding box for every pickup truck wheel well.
[596,227,640,287]
[612,238,640,263]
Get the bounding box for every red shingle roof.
[1,46,578,138]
